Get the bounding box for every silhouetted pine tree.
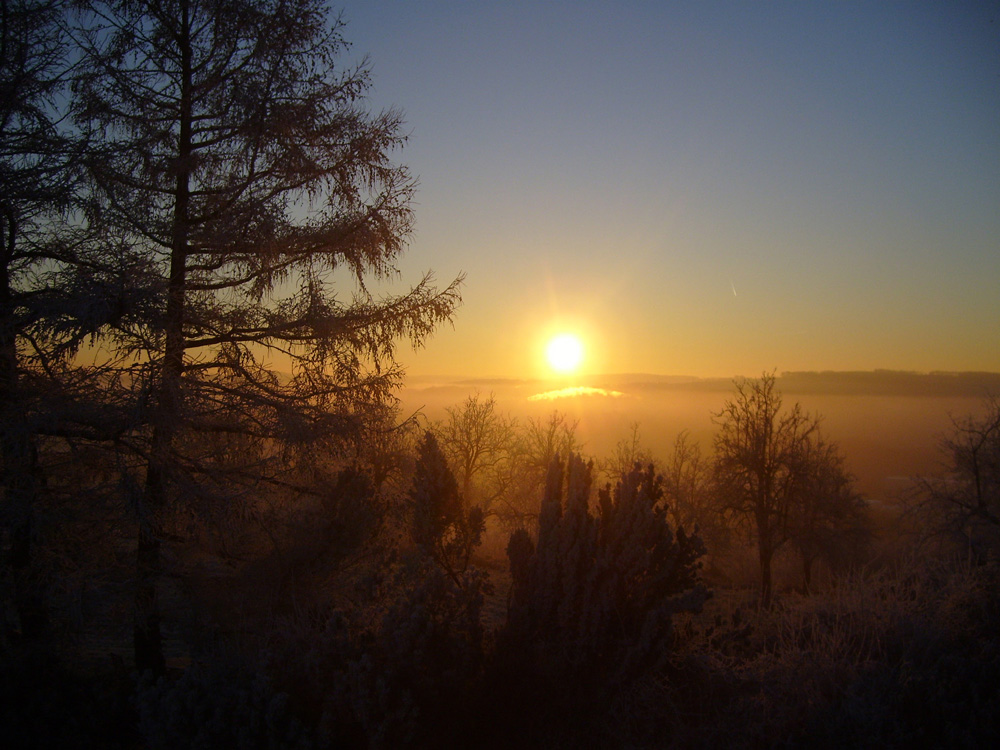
[409,431,485,588]
[501,454,709,706]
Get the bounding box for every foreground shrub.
[672,559,1000,749]
[135,655,313,750]
[0,648,134,749]
[490,456,709,742]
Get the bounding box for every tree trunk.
[0,381,47,640]
[802,555,814,595]
[133,0,193,676]
[133,517,164,674]
[758,544,773,609]
[134,244,186,675]
[0,230,47,641]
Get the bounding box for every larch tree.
[73,0,462,673]
[0,0,83,640]
[713,372,818,607]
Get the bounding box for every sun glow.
[546,333,584,374]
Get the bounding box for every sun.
[546,333,584,374]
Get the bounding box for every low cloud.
[528,386,626,401]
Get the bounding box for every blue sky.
[339,1,1000,379]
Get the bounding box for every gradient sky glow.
[341,1,1000,380]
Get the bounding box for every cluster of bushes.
[5,427,1000,747]
[8,556,997,747]
[2,380,997,748]
[2,436,711,747]
[672,558,1000,749]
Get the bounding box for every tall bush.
[499,454,709,717]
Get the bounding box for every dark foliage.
[409,430,485,588]
[1,0,75,644]
[680,560,1000,750]
[135,656,313,750]
[0,649,135,749]
[912,394,1000,558]
[490,454,709,743]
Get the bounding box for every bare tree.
[436,392,516,507]
[661,430,709,531]
[523,410,580,476]
[914,395,1000,559]
[73,0,462,673]
[713,372,819,607]
[788,436,869,592]
[599,421,656,485]
[491,410,581,529]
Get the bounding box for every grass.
[660,556,1000,749]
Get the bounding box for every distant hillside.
[405,371,1000,399]
[776,370,1000,397]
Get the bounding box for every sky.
[339,1,1000,381]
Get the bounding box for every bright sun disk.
[546,333,584,374]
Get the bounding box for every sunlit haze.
[343,1,1000,380]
